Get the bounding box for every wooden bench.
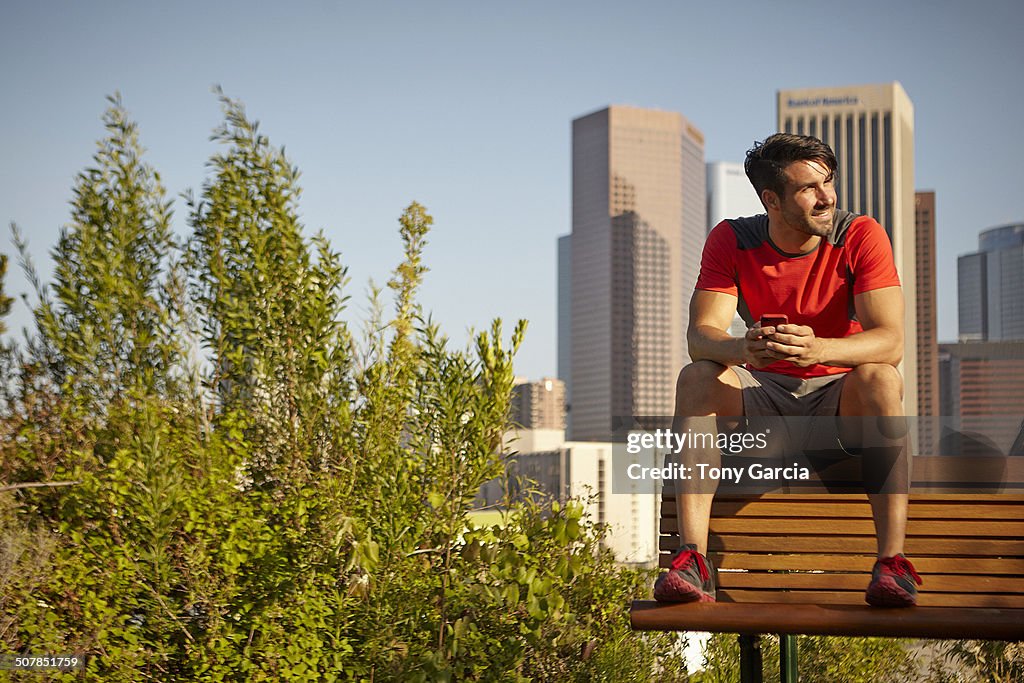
[630,455,1024,681]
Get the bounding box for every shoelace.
[881,555,922,585]
[670,548,709,582]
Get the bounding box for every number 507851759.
[0,654,83,671]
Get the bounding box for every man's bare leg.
[672,360,744,556]
[838,363,909,558]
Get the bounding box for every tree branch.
[0,481,81,493]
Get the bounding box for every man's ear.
[761,189,780,211]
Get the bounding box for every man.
[653,133,921,607]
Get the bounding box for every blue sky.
[2,0,1022,378]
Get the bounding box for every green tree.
[0,251,16,408]
[0,253,13,335]
[185,87,353,488]
[2,94,183,514]
[181,90,362,680]
[32,94,179,410]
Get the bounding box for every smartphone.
[760,314,788,330]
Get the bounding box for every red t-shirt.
[695,210,901,378]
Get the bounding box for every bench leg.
[738,634,763,683]
[780,634,798,683]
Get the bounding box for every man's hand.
[763,323,825,368]
[743,323,779,368]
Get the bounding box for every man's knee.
[842,364,904,417]
[675,361,740,415]
[848,363,903,399]
[676,360,730,390]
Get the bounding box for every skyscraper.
[706,161,763,232]
[557,233,572,430]
[561,105,705,441]
[778,82,918,417]
[916,191,939,454]
[510,377,566,430]
[706,161,764,338]
[941,221,1024,456]
[958,223,1024,342]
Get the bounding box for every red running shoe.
[865,554,922,607]
[653,544,716,603]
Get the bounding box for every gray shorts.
[731,366,848,454]
[731,366,846,418]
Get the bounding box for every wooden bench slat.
[714,591,1024,609]
[662,484,1024,494]
[661,500,1024,520]
[904,485,1024,493]
[912,457,1024,483]
[630,601,1024,639]
[659,518,1024,537]
[701,553,1024,575]
[714,590,867,606]
[659,536,1024,557]
[714,572,1024,593]
[662,490,1024,503]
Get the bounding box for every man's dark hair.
[744,133,838,202]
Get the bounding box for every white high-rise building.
[706,161,764,232]
[707,161,765,337]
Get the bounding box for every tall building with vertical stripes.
[915,191,939,454]
[562,105,705,441]
[778,82,918,418]
[557,233,572,433]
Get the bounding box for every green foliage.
[931,640,1024,682]
[0,492,58,651]
[0,93,685,682]
[31,93,180,409]
[0,253,13,335]
[186,88,353,490]
[0,251,16,410]
[693,633,922,683]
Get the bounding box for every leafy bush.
[0,94,686,682]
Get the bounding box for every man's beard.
[783,204,834,237]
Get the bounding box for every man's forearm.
[816,327,903,368]
[688,325,747,366]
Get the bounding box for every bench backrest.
[659,456,1024,608]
